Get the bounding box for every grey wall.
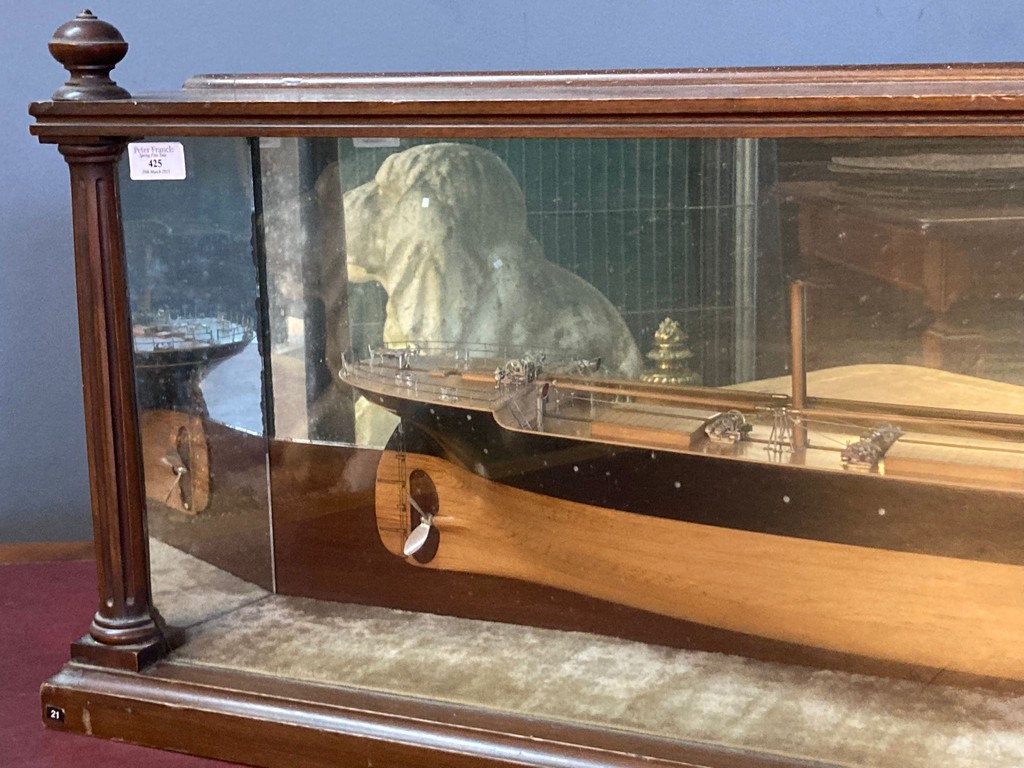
[3,0,1023,542]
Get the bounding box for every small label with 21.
[128,142,187,181]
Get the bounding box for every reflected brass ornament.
[641,318,701,385]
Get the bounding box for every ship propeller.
[403,494,434,557]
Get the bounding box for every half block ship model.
[339,281,1024,681]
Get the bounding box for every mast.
[789,280,809,450]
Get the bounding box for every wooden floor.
[0,548,236,767]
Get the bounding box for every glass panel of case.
[268,136,1024,486]
[121,133,1024,768]
[119,137,273,633]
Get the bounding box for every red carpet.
[0,559,235,766]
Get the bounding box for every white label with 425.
[128,142,187,181]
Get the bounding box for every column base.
[71,634,169,672]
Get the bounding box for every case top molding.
[29,16,1024,139]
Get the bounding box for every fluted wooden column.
[49,11,166,670]
[63,142,166,668]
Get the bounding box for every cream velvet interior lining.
[150,538,1024,768]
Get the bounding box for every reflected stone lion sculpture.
[319,142,642,444]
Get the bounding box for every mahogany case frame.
[29,11,1024,768]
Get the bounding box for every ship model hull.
[341,345,1024,680]
[375,391,1024,566]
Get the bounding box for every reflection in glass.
[119,138,273,606]
[779,139,1024,403]
[108,131,1024,767]
[263,137,787,445]
[266,136,1024,491]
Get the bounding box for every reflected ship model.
[132,316,254,516]
[339,286,1024,681]
[133,315,253,413]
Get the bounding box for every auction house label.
[128,142,187,180]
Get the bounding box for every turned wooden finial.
[48,9,131,100]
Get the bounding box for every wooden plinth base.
[41,661,799,768]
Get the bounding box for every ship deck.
[341,354,1024,493]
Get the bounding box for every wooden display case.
[30,11,1024,768]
